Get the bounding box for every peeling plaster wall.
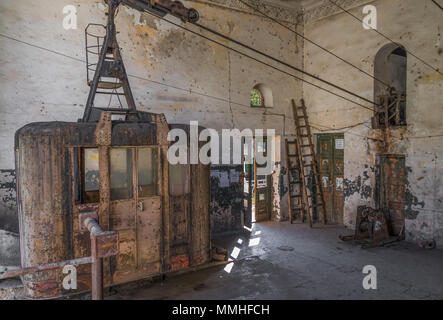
[0,1,302,241]
[303,0,443,245]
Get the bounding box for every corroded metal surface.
[15,114,210,299]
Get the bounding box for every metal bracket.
[94,112,112,146]
[79,211,99,233]
[93,231,119,259]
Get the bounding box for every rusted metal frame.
[0,257,93,280]
[133,146,140,269]
[0,210,119,300]
[160,145,169,273]
[291,100,312,227]
[83,20,110,122]
[339,206,394,249]
[94,112,113,293]
[187,162,194,266]
[82,1,138,122]
[14,147,25,270]
[155,114,170,274]
[79,211,119,300]
[111,41,138,117]
[85,24,107,86]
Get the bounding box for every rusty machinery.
[0,211,119,300]
[339,206,403,249]
[0,1,216,300]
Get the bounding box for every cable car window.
[110,148,133,200]
[83,148,100,203]
[137,148,158,197]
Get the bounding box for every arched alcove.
[250,83,274,108]
[373,43,407,127]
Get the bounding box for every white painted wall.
[303,0,443,244]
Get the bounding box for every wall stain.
[278,166,288,200]
[344,174,372,200]
[0,169,18,232]
[405,166,425,220]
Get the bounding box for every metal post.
[84,217,106,300]
[90,233,103,300]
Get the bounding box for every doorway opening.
[242,137,272,229]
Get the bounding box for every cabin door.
[109,147,162,284]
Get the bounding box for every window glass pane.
[84,148,99,191]
[251,88,263,107]
[137,148,157,197]
[110,148,133,200]
[169,164,189,196]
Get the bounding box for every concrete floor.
[108,221,443,300]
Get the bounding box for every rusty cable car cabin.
[14,111,210,299]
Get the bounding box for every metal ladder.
[285,138,309,225]
[291,99,326,225]
[82,1,139,122]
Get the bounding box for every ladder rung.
[88,80,123,89]
[300,144,311,148]
[287,141,297,145]
[288,153,299,157]
[291,195,302,198]
[307,193,322,198]
[302,154,313,157]
[300,134,311,137]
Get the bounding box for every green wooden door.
[316,133,344,224]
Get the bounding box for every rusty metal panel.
[377,154,406,237]
[190,162,211,266]
[170,196,191,253]
[94,232,119,258]
[137,197,162,267]
[111,229,136,283]
[17,132,70,299]
[14,118,211,299]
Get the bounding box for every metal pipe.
[1,217,107,300]
[0,257,92,280]
[84,217,105,300]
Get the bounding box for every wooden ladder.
[285,138,309,225]
[291,99,327,225]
